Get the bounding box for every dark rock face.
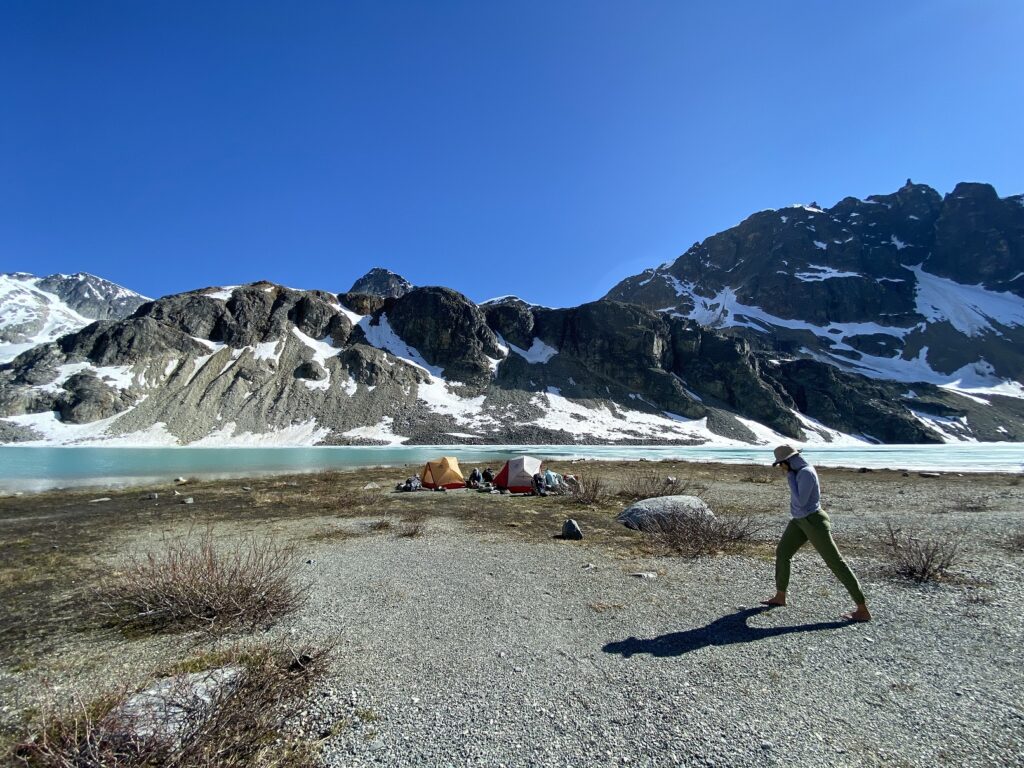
[348,268,414,299]
[337,292,387,317]
[769,359,941,444]
[670,324,802,437]
[482,298,535,350]
[295,360,327,381]
[58,318,209,367]
[58,371,130,424]
[384,287,505,383]
[605,180,1024,382]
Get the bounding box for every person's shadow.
[603,606,849,658]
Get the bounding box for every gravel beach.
[1,462,1022,767]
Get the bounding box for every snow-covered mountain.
[0,273,149,364]
[606,181,1024,397]
[2,182,1023,449]
[1,274,1022,447]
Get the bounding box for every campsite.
[1,459,1021,766]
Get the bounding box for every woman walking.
[763,445,871,622]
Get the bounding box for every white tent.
[494,455,543,493]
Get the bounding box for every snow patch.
[506,337,558,364]
[359,314,444,377]
[909,264,1024,337]
[341,416,408,445]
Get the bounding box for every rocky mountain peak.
[348,268,414,299]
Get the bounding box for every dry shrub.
[877,520,963,582]
[369,519,392,532]
[567,473,610,506]
[617,471,703,501]
[13,644,328,768]
[93,530,305,634]
[648,514,763,558]
[397,524,424,539]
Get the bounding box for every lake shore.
[2,460,1022,766]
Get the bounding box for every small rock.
[241,486,252,492]
[173,490,181,496]
[146,493,159,500]
[561,519,583,540]
[174,477,188,484]
[761,741,773,750]
[581,563,596,571]
[363,482,381,490]
[629,571,658,579]
[918,472,941,478]
[181,497,194,505]
[858,467,872,473]
[306,559,315,565]
[89,497,112,503]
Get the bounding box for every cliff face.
[606,181,1024,384]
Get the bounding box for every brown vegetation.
[876,520,964,582]
[645,513,764,558]
[12,644,328,768]
[93,529,305,634]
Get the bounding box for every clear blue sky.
[2,1,1022,307]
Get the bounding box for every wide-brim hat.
[772,444,801,466]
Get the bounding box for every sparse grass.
[588,602,623,613]
[11,644,328,768]
[369,519,392,532]
[644,513,763,558]
[308,524,362,543]
[943,492,991,513]
[92,529,306,634]
[742,469,776,485]
[876,520,964,583]
[616,471,705,501]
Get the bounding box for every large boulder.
[616,495,716,533]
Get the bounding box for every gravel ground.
[279,515,1024,768]
[2,466,1022,767]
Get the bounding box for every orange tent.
[420,456,465,490]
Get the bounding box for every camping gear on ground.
[420,457,466,490]
[396,474,422,492]
[544,469,564,493]
[616,495,715,532]
[494,456,543,493]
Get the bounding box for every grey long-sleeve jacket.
[785,454,821,519]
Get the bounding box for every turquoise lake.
[1,443,1022,493]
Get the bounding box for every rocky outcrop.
[348,268,414,298]
[380,287,505,384]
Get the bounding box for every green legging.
[775,510,866,605]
